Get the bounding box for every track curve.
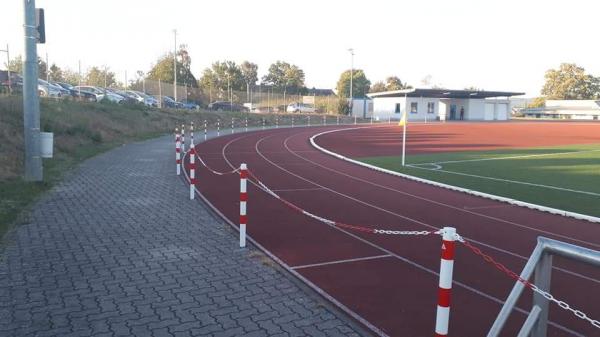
[186,124,600,337]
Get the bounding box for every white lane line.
[463,204,515,210]
[423,148,600,166]
[291,254,392,270]
[271,187,326,192]
[409,165,600,197]
[212,130,587,337]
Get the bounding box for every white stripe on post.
[217,119,220,136]
[239,163,248,248]
[435,227,456,337]
[175,128,181,175]
[181,124,185,152]
[204,120,207,141]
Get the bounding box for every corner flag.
[398,111,407,126]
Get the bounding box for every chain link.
[374,230,433,235]
[460,238,600,330]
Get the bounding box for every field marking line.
[291,254,392,270]
[416,148,600,166]
[410,165,600,197]
[188,129,589,337]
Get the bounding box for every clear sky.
[1,0,599,96]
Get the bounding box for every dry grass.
[0,95,326,241]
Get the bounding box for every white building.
[522,100,600,120]
[367,88,524,121]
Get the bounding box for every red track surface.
[186,122,600,337]
[316,121,600,157]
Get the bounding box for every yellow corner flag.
[398,111,407,126]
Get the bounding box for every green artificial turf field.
[360,144,600,217]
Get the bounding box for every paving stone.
[0,135,368,337]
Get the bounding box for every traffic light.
[35,8,45,44]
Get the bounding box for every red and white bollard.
[217,119,220,136]
[291,116,294,127]
[190,121,194,144]
[231,117,235,134]
[276,116,279,128]
[204,120,208,141]
[323,115,326,125]
[337,115,340,125]
[262,118,265,130]
[181,124,186,152]
[435,227,456,337]
[354,115,357,124]
[245,118,248,132]
[189,139,196,200]
[175,128,181,175]
[308,115,311,126]
[239,163,248,248]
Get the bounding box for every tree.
[262,61,305,93]
[6,55,47,79]
[370,81,386,93]
[336,69,370,99]
[527,97,546,108]
[199,61,244,101]
[85,66,117,87]
[240,61,258,101]
[541,63,600,99]
[62,68,81,86]
[147,45,198,90]
[49,63,64,82]
[385,76,411,91]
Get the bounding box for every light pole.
[0,44,10,93]
[173,29,177,101]
[348,48,354,115]
[22,0,42,181]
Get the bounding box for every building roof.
[367,88,525,99]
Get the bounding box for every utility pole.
[0,44,11,93]
[22,0,42,181]
[45,52,49,93]
[173,29,177,101]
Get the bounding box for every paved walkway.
[0,136,367,337]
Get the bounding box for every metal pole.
[124,70,127,91]
[78,60,81,96]
[402,93,407,166]
[158,79,162,108]
[348,48,354,110]
[22,0,42,181]
[45,52,49,94]
[173,29,177,101]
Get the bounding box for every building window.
[395,103,401,114]
[410,102,418,114]
[427,102,435,114]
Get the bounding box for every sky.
[1,0,599,97]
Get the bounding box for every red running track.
[185,123,600,337]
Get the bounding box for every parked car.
[287,102,315,113]
[208,101,248,112]
[38,79,64,98]
[127,91,158,107]
[52,82,97,102]
[0,71,23,94]
[180,100,200,110]
[105,88,137,104]
[164,96,185,109]
[73,86,106,101]
[159,95,178,108]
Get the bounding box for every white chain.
[374,230,433,235]
[529,284,600,329]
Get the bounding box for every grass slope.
[0,96,336,241]
[360,144,600,217]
